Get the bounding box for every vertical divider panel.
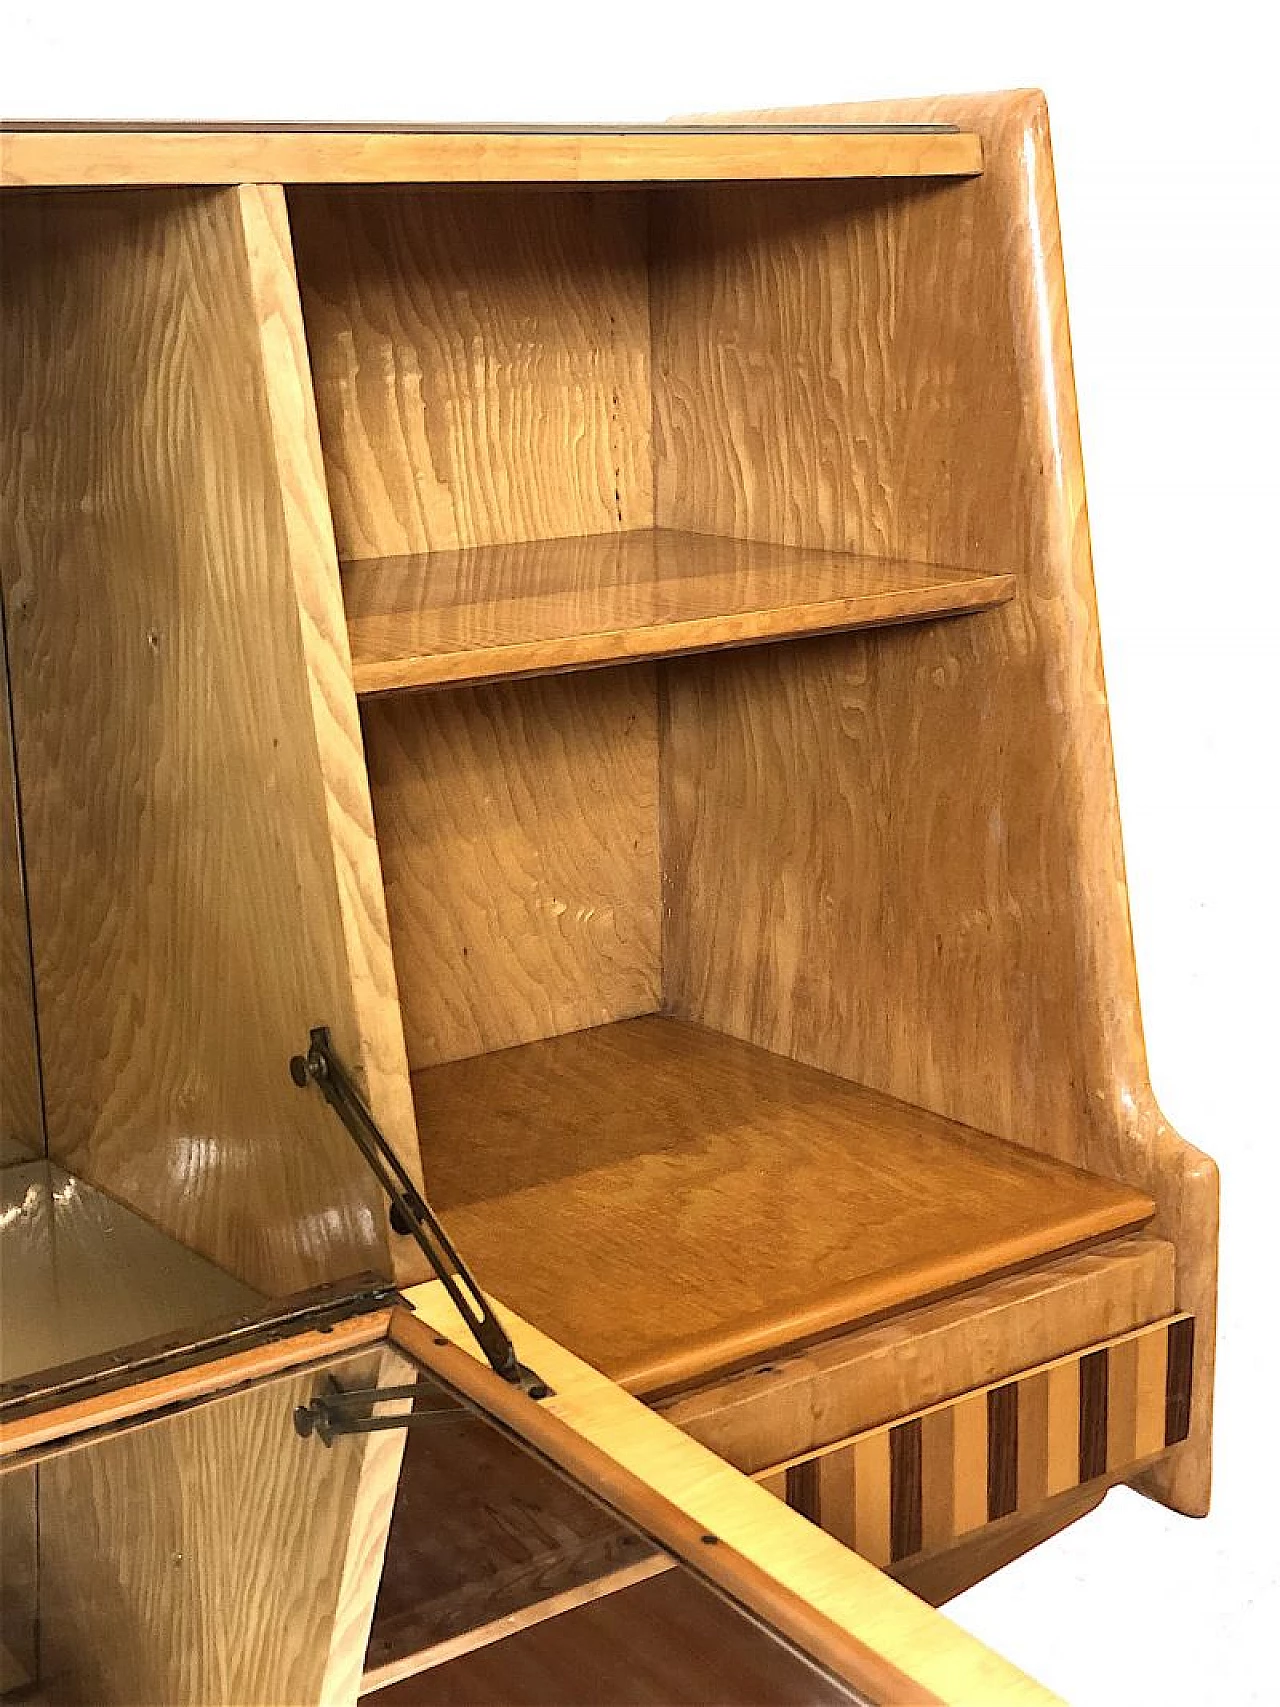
[0,184,421,1295]
[236,185,427,1269]
[0,598,43,1158]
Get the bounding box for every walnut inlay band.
[758,1315,1192,1568]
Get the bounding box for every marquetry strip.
[852,1432,892,1568]
[1078,1349,1109,1483]
[1165,1317,1195,1447]
[986,1383,1019,1522]
[757,1315,1191,1569]
[889,1419,923,1563]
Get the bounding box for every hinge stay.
[289,1027,548,1399]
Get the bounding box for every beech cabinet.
[0,92,1216,1705]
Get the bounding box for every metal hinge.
[289,1027,549,1400]
[293,1373,478,1446]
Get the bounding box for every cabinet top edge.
[0,123,983,188]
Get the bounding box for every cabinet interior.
[286,181,1154,1398]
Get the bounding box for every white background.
[4,5,1277,1700]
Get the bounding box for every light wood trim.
[658,1235,1177,1473]
[343,531,1015,695]
[0,1308,395,1463]
[319,1344,416,1707]
[0,128,984,188]
[358,1555,674,1696]
[400,1283,1058,1705]
[660,90,1217,1517]
[755,1314,1189,1480]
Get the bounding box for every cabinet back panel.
[650,176,1013,564]
[364,668,660,1068]
[0,187,391,1294]
[289,188,655,559]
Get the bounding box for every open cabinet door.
[1,1287,1053,1707]
[372,1289,1057,1706]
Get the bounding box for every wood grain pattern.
[893,1483,1107,1607]
[0,618,42,1157]
[0,1463,36,1690]
[36,1350,397,1706]
[367,1375,656,1679]
[657,1235,1176,1473]
[0,126,984,189]
[319,1346,416,1707]
[401,1287,1053,1706]
[236,183,426,1253]
[365,673,659,1069]
[361,1558,674,1695]
[659,91,1217,1516]
[0,187,406,1294]
[413,1015,1153,1391]
[291,189,653,560]
[342,529,1015,694]
[366,1567,861,1707]
[758,1316,1190,1570]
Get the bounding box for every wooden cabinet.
[0,93,1217,1703]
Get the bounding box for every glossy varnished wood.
[343,530,1015,694]
[0,125,984,189]
[236,183,427,1249]
[413,1016,1154,1392]
[0,1463,36,1691]
[400,1290,1053,1705]
[0,628,41,1157]
[364,672,660,1068]
[754,1315,1191,1570]
[659,92,1217,1515]
[366,1383,659,1685]
[0,186,417,1294]
[290,189,653,560]
[366,1568,859,1707]
[658,1235,1177,1474]
[34,1348,403,1706]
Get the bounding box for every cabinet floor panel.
[343,529,1015,694]
[411,1017,1154,1393]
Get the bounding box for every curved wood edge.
[397,1285,1059,1705]
[674,88,1217,1519]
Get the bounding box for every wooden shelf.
[413,1018,1154,1394]
[343,530,1016,695]
[0,124,983,189]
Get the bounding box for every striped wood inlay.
[757,1316,1193,1567]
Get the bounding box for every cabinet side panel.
[36,1350,396,1706]
[658,92,1215,1514]
[289,187,654,558]
[0,188,391,1294]
[0,610,42,1158]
